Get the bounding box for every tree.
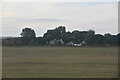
[54,26,66,39]
[43,26,66,43]
[72,30,82,44]
[2,26,119,46]
[104,33,118,46]
[117,33,120,46]
[93,34,104,46]
[36,37,46,45]
[62,31,73,44]
[84,29,95,45]
[29,40,36,46]
[20,28,36,45]
[20,28,36,38]
[16,38,23,45]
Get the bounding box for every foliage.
[20,28,36,38]
[2,26,119,46]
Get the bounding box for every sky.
[1,2,118,37]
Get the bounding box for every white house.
[67,41,86,47]
[49,39,64,45]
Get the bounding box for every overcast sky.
[2,2,118,37]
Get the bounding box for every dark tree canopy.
[18,28,36,46]
[20,28,36,38]
[43,26,66,42]
[2,26,119,46]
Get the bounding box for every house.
[66,41,74,46]
[67,41,86,47]
[49,39,64,45]
[49,39,56,45]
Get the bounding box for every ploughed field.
[2,46,118,78]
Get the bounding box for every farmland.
[2,46,118,78]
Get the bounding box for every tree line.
[2,26,120,46]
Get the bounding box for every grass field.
[2,46,118,78]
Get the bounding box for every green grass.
[2,46,118,78]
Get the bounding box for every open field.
[2,46,118,78]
